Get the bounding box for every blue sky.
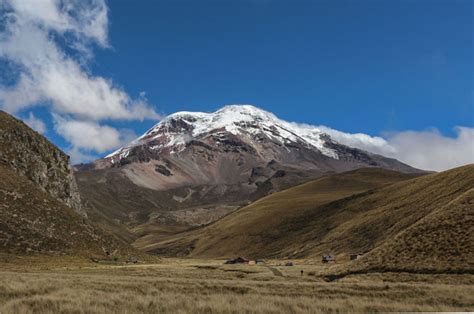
[100,0,473,134]
[0,0,473,170]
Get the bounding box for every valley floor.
[1,258,473,313]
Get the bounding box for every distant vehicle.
[224,257,250,264]
[322,254,336,263]
[126,257,138,264]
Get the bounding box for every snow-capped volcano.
[84,104,418,192]
[76,104,421,237]
[107,104,338,160]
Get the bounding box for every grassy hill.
[135,168,419,257]
[141,165,473,274]
[350,180,473,274]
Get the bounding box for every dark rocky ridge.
[0,111,144,258]
[0,111,83,214]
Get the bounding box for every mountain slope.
[135,168,419,256]
[75,160,327,243]
[77,105,422,243]
[143,165,473,274]
[0,111,82,213]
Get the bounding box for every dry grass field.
[1,258,473,313]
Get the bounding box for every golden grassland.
[137,168,417,256]
[1,258,473,313]
[143,165,474,272]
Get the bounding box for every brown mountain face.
[75,156,329,243]
[0,111,138,258]
[0,111,82,214]
[0,165,134,257]
[146,165,473,274]
[76,105,424,243]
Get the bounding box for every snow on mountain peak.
[106,104,339,159]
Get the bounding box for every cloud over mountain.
[53,115,137,153]
[0,0,160,160]
[319,125,474,171]
[24,112,46,134]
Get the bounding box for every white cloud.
[317,126,395,156]
[0,0,160,121]
[0,0,160,163]
[24,112,46,134]
[5,0,108,46]
[53,115,137,153]
[383,127,474,171]
[66,147,99,165]
[319,125,474,171]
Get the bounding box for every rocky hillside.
[0,111,82,214]
[0,164,133,256]
[0,111,140,258]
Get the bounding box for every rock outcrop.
[0,111,83,215]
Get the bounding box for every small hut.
[350,254,362,261]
